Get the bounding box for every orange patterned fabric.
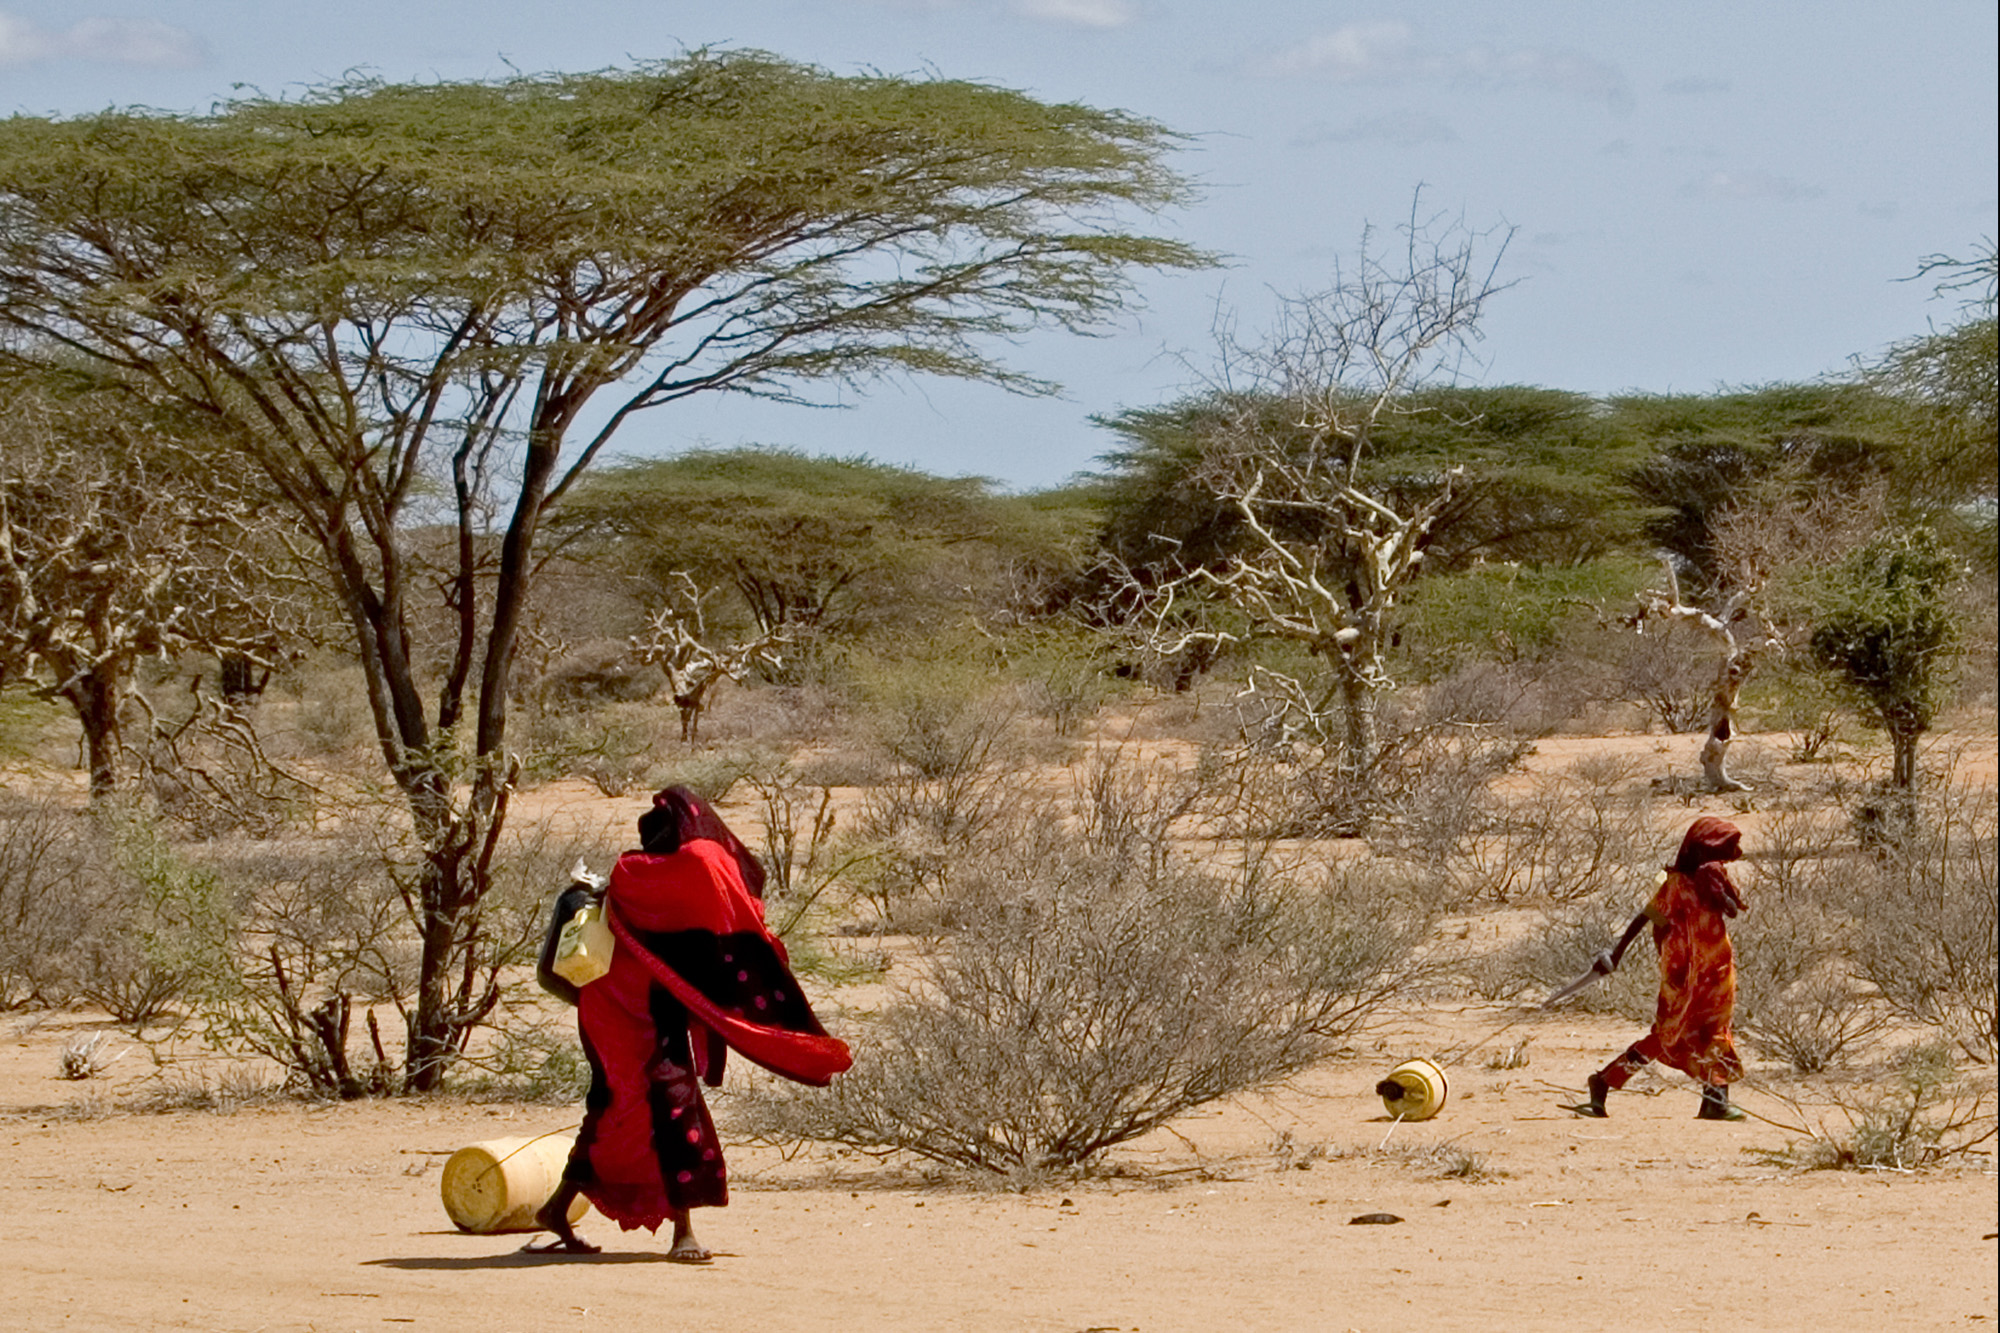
[1640,818,1746,1085]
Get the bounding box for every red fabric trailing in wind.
[603,847,851,1087]
[564,814,849,1233]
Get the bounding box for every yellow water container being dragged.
[440,1134,589,1234]
[551,900,616,988]
[1376,1057,1450,1121]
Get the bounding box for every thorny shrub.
[0,793,103,1009]
[1751,1041,1996,1172]
[1842,781,1997,1063]
[151,811,609,1098]
[1438,758,1657,906]
[1731,888,1889,1074]
[1217,706,1529,844]
[739,783,1438,1177]
[0,795,235,1026]
[848,693,1026,923]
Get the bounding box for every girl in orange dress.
[1581,816,1748,1121]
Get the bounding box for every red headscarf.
[1668,816,1747,918]
[640,786,767,900]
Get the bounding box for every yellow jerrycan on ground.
[1376,1057,1450,1121]
[440,1133,590,1234]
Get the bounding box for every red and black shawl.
[565,795,849,1232]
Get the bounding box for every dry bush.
[1218,710,1527,846]
[454,1024,595,1104]
[1732,802,1891,1072]
[1575,620,1715,733]
[1842,781,1998,1062]
[266,654,375,762]
[1755,800,1849,899]
[133,691,319,838]
[1467,892,1654,1019]
[524,640,663,713]
[139,1062,279,1113]
[514,705,678,792]
[741,757,878,951]
[0,796,236,1025]
[164,835,409,1097]
[739,818,1437,1177]
[0,793,104,1008]
[1751,1041,1996,1172]
[1739,968,1890,1074]
[1320,1134,1494,1181]
[849,692,1027,922]
[1442,760,1656,906]
[154,810,608,1098]
[1732,888,1887,1074]
[1414,660,1577,737]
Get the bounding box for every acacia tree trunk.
[62,663,123,800]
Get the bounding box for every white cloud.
[1262,20,1416,79]
[1259,21,1629,111]
[0,11,203,66]
[1294,111,1458,148]
[1680,169,1824,202]
[1010,0,1138,27]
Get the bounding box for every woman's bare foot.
[667,1209,712,1263]
[527,1185,601,1255]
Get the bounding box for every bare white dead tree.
[627,572,789,743]
[1630,478,1886,791]
[1143,196,1514,785]
[0,378,317,797]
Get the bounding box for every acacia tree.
[559,447,1008,645]
[0,53,1207,1089]
[0,374,307,797]
[1112,201,1513,787]
[1869,240,1997,505]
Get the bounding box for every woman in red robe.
[534,788,851,1258]
[1580,815,1748,1121]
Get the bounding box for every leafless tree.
[1629,477,1885,790]
[626,572,788,743]
[1141,196,1513,787]
[0,377,314,797]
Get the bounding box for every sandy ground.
[7,1002,1995,1332]
[5,727,1996,1331]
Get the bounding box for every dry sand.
[6,728,1996,1331]
[10,1004,1995,1331]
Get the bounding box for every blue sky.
[4,2,1994,489]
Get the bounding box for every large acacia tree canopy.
[0,51,1208,486]
[0,50,1207,770]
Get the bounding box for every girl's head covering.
[636,786,767,899]
[1669,816,1746,917]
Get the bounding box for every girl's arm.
[1603,911,1651,972]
